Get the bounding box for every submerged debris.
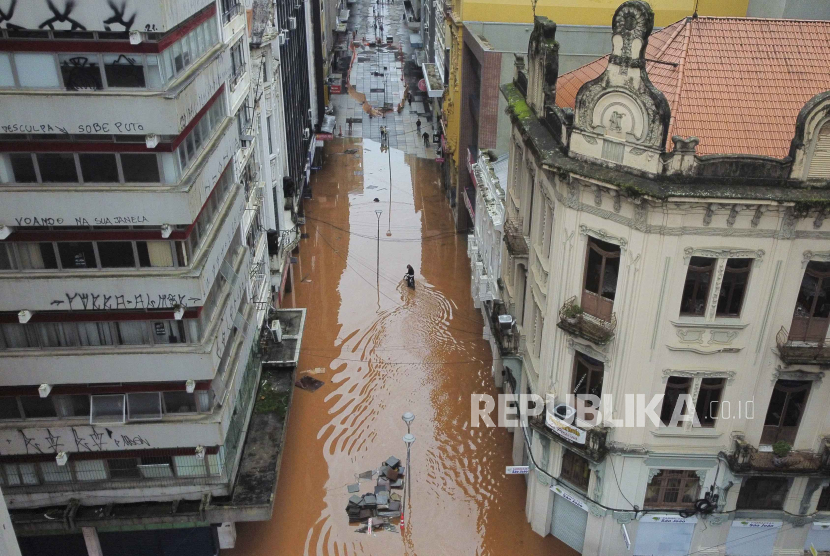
[346,456,405,526]
[295,375,325,392]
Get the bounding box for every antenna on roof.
[692,0,699,18]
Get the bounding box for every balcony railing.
[486,301,519,355]
[222,1,244,24]
[776,326,830,365]
[726,437,830,475]
[504,217,529,257]
[529,414,609,463]
[557,296,616,345]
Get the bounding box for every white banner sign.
[545,411,587,445]
[732,520,782,529]
[812,522,830,531]
[621,523,631,550]
[506,466,530,475]
[642,513,698,524]
[550,485,589,512]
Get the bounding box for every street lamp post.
[402,411,414,434]
[374,209,382,282]
[402,432,415,533]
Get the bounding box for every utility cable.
[307,223,493,338]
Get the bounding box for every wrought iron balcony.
[503,217,528,257]
[776,326,830,365]
[726,437,830,475]
[529,414,609,463]
[557,296,616,345]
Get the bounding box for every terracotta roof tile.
[554,17,830,158]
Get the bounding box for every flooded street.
[227,138,573,555]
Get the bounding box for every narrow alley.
[227,134,572,554]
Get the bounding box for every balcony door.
[581,238,620,321]
[790,261,830,343]
[761,380,810,445]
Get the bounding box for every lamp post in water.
[374,209,382,282]
[402,432,415,533]
[402,411,415,434]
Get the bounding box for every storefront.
[633,514,696,556]
[549,484,588,553]
[724,520,781,556]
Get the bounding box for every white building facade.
[499,3,830,555]
[467,153,513,389]
[0,0,277,552]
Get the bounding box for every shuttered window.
[808,121,830,178]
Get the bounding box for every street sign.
[506,466,529,475]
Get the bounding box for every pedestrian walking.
[422,131,430,147]
[407,93,412,107]
[416,118,421,133]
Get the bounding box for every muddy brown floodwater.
[226,139,575,555]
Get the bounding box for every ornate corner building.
[494,2,830,554]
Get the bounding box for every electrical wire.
[608,454,637,510]
[305,215,460,242]
[306,222,495,338]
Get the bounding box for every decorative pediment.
[789,90,830,180]
[569,1,671,173]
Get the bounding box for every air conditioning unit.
[303,128,310,140]
[550,402,576,423]
[497,314,514,331]
[289,16,297,29]
[307,108,313,119]
[270,319,283,342]
[279,31,286,45]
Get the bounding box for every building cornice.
[501,82,830,205]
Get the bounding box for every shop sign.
[621,523,631,550]
[330,84,342,94]
[545,411,587,445]
[317,133,334,140]
[506,466,529,475]
[812,522,830,531]
[642,514,697,524]
[732,520,781,529]
[550,485,588,512]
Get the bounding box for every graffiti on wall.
[50,292,201,311]
[11,426,151,454]
[0,0,141,32]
